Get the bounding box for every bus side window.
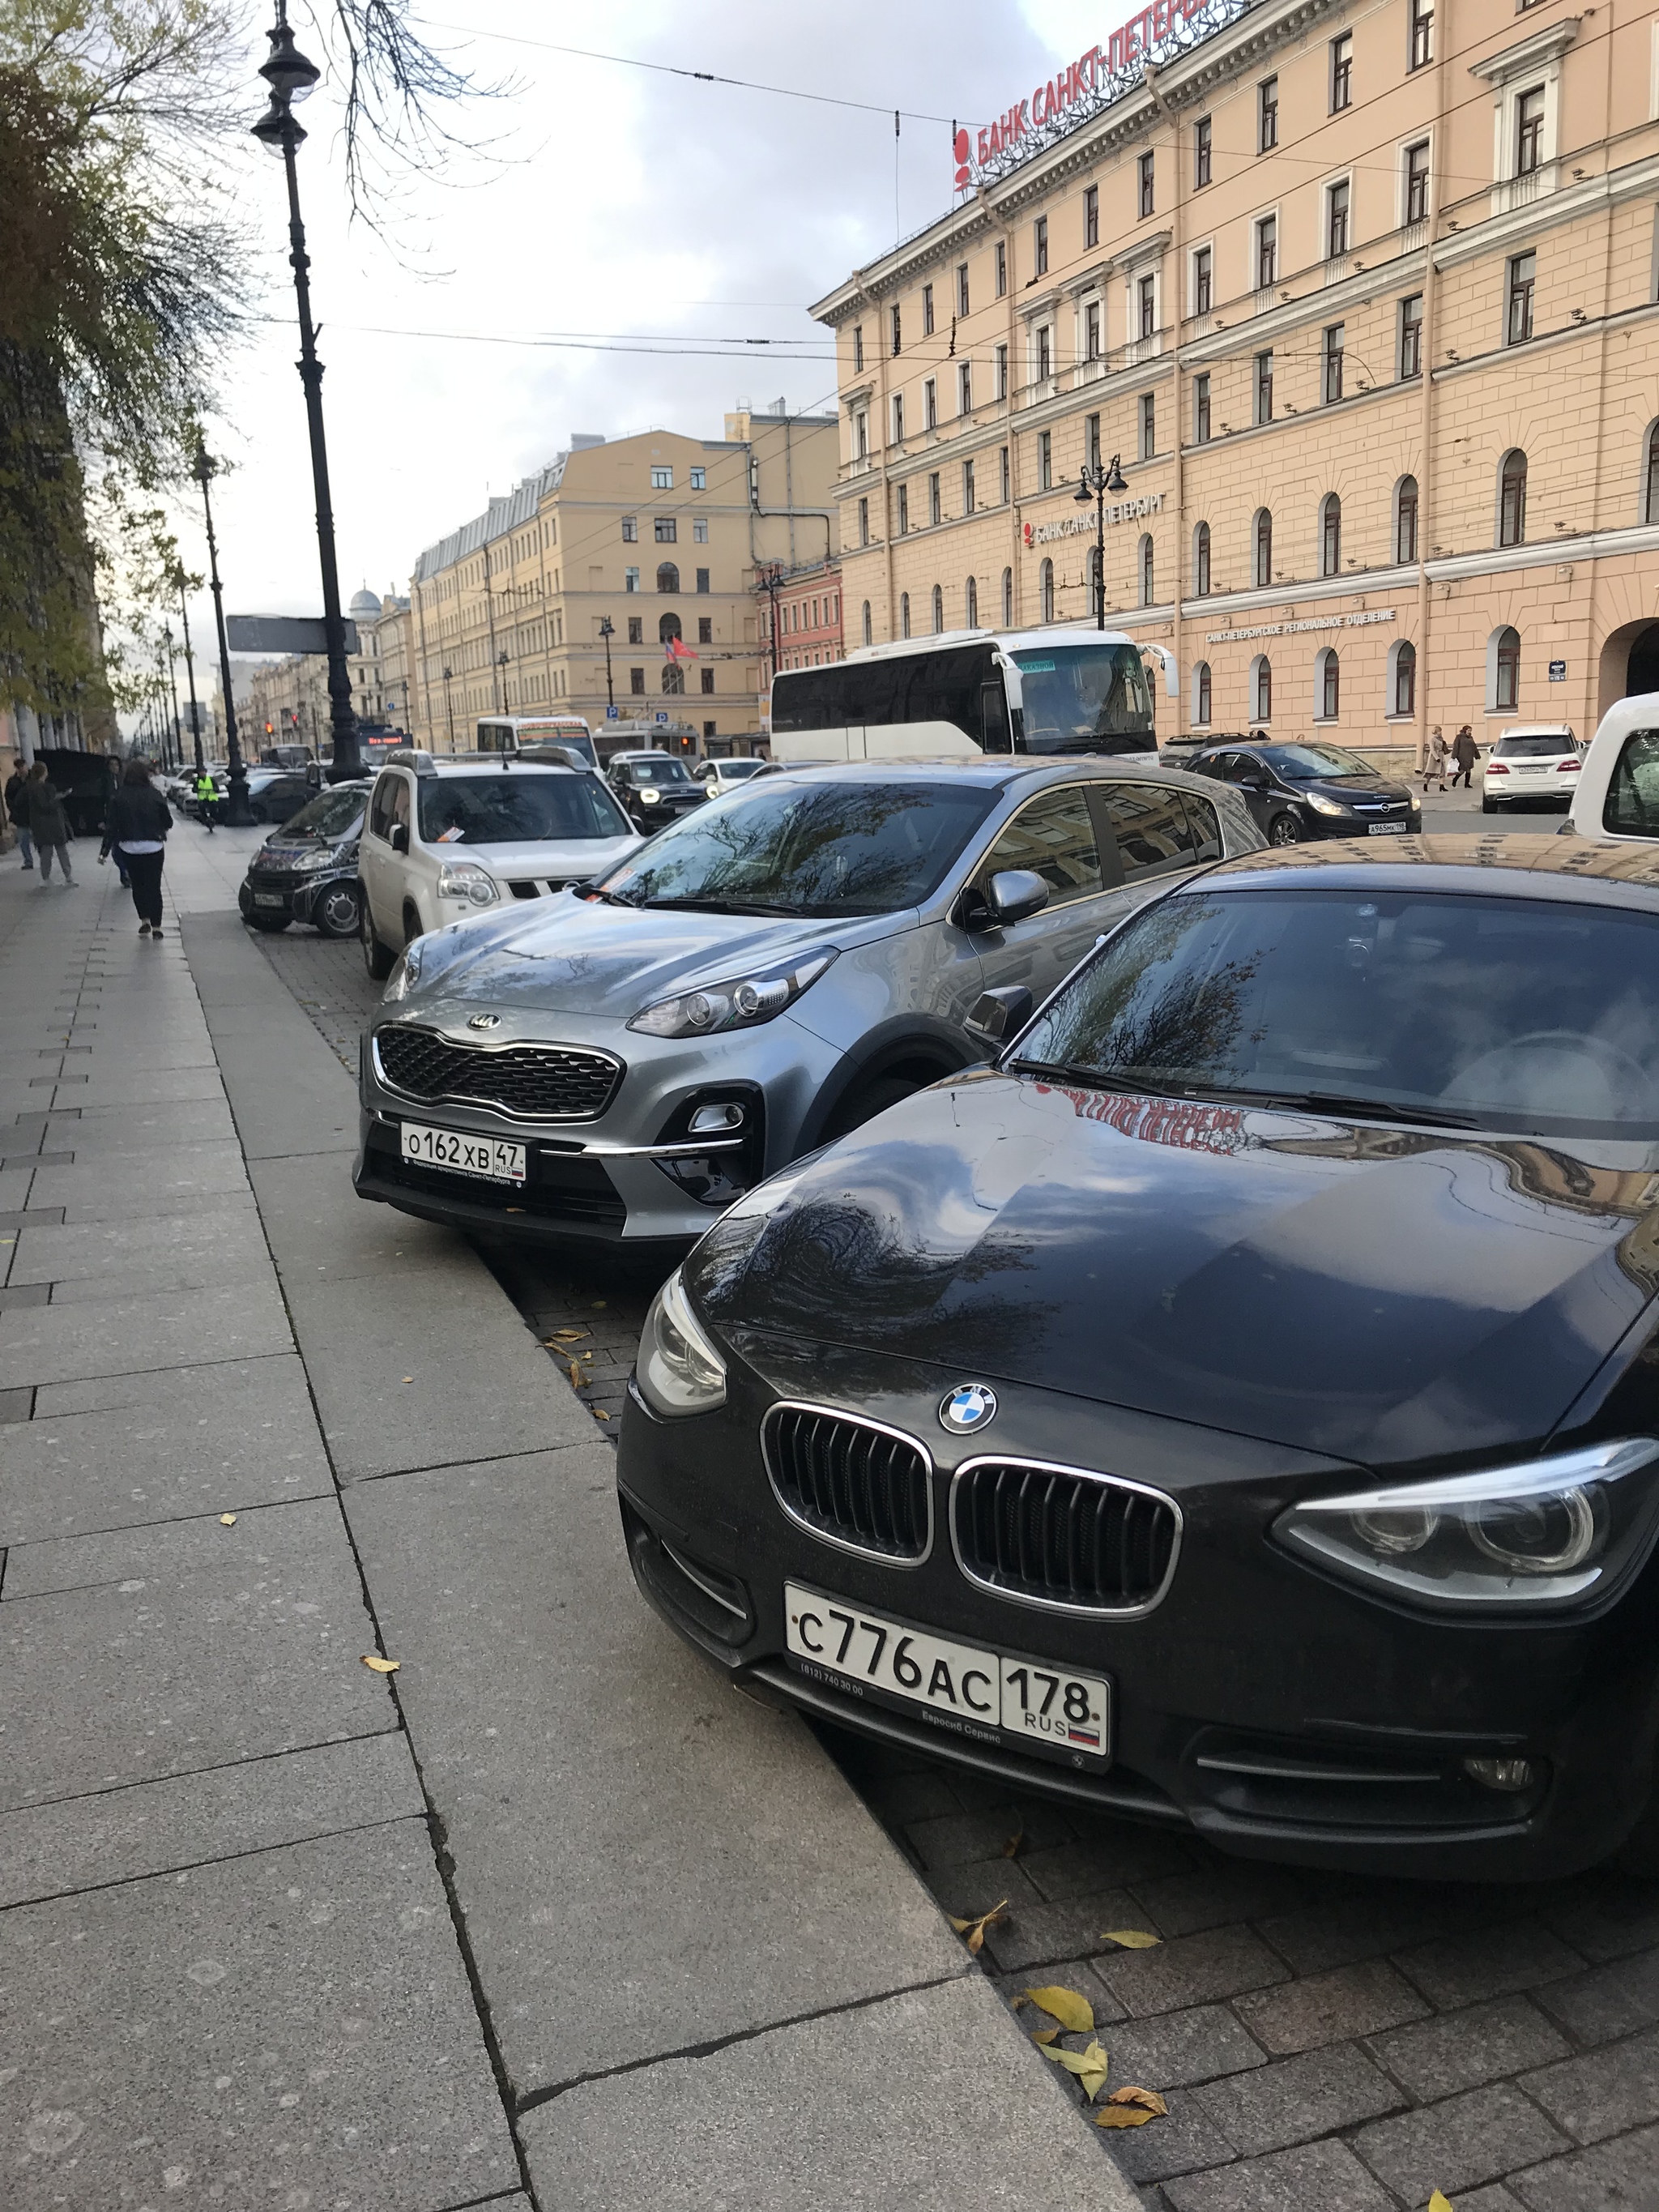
[980,681,1011,754]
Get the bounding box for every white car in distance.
[1482,724,1580,813]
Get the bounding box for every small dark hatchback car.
[1181,738,1420,847]
[237,781,370,937]
[618,835,1659,1881]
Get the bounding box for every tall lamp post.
[441,667,454,751]
[176,568,205,777]
[194,440,254,822]
[598,617,615,713]
[1074,454,1128,628]
[162,626,183,769]
[252,4,362,784]
[497,649,510,713]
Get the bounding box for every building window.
[630,666,646,695]
[959,362,973,414]
[855,410,868,461]
[996,342,1009,399]
[1040,558,1055,621]
[1317,647,1341,720]
[924,378,937,429]
[1194,521,1212,596]
[698,616,713,643]
[1034,215,1048,275]
[892,394,905,444]
[928,472,941,527]
[693,517,709,543]
[966,574,979,627]
[1000,446,1010,504]
[695,568,710,593]
[852,327,864,372]
[932,583,945,634]
[1194,372,1211,443]
[890,304,902,355]
[1138,151,1155,218]
[1405,140,1431,224]
[900,591,911,638]
[1327,181,1350,260]
[1085,299,1102,359]
[655,516,677,543]
[1259,76,1278,152]
[1254,348,1274,425]
[1646,424,1659,522]
[700,667,714,695]
[963,459,976,514]
[1323,322,1345,404]
[1396,476,1419,563]
[1399,293,1423,379]
[651,466,673,489]
[628,616,643,645]
[1253,655,1273,721]
[1494,626,1521,710]
[1036,324,1052,382]
[1330,32,1352,111]
[1410,0,1433,68]
[1195,661,1213,724]
[996,240,1007,296]
[1002,567,1014,624]
[1392,638,1417,716]
[663,664,684,695]
[1516,86,1545,176]
[1508,253,1536,344]
[1085,184,1099,247]
[1039,430,1052,490]
[621,515,638,542]
[1140,391,1156,459]
[898,482,909,534]
[1139,532,1155,607]
[1195,115,1212,187]
[1256,214,1278,289]
[1499,449,1528,546]
[1320,493,1342,575]
[957,262,970,316]
[861,600,872,647]
[625,566,640,592]
[1138,274,1156,339]
[1193,246,1213,315]
[1253,507,1273,586]
[923,283,935,336]
[690,467,706,490]
[659,611,683,647]
[657,562,678,593]
[1086,412,1101,471]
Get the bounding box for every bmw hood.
[700,1070,1659,1468]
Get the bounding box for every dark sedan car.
[617,835,1659,1881]
[238,781,369,936]
[606,750,706,833]
[1183,739,1420,846]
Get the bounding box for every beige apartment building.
[405,412,837,754]
[813,0,1659,758]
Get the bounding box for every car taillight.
[1557,758,1580,772]
[1487,762,1510,775]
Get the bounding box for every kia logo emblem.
[940,1383,997,1433]
[467,1013,502,1031]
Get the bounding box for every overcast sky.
[176,0,1096,680]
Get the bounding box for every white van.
[1567,694,1659,840]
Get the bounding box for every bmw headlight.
[637,1266,727,1417]
[1306,792,1350,818]
[437,860,499,907]
[629,949,837,1040]
[1274,1438,1659,1610]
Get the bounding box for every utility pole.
[598,617,615,711]
[162,625,183,770]
[194,441,253,821]
[177,569,205,776]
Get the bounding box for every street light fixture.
[252,2,362,784]
[193,439,254,822]
[497,648,510,711]
[176,566,206,777]
[597,617,616,713]
[1075,453,1129,630]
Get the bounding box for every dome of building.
[348,587,382,621]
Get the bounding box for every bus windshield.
[1011,645,1154,754]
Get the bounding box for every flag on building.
[664,635,699,663]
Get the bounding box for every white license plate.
[1367,822,1408,835]
[784,1582,1111,1763]
[399,1122,526,1184]
[253,892,286,907]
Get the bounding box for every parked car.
[1482,724,1580,813]
[1183,738,1420,845]
[352,758,1262,1248]
[694,757,768,799]
[245,764,321,822]
[1567,692,1659,842]
[237,781,371,936]
[617,832,1659,1881]
[606,749,707,831]
[357,750,641,980]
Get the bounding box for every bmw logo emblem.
[467,1013,502,1031]
[940,1383,997,1433]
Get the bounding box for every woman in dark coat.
[24,762,73,884]
[99,760,173,934]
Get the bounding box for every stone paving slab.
[32,1095,237,1152]
[4,1206,271,1300]
[0,1824,520,2211]
[27,1138,250,1219]
[0,1274,291,1388]
[249,1148,471,1283]
[520,1975,1143,2210]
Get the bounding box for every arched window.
[662,664,685,695]
[899,591,911,638]
[1320,493,1341,578]
[861,600,872,647]
[1499,451,1527,548]
[1316,647,1340,720]
[1193,522,1211,597]
[656,562,680,593]
[1646,425,1659,524]
[1252,653,1273,722]
[1194,660,1213,725]
[1001,567,1014,625]
[1395,476,1419,565]
[1253,508,1273,587]
[932,583,945,634]
[1390,638,1417,717]
[659,612,681,643]
[1491,625,1521,711]
[1139,533,1155,607]
[965,574,979,628]
[1040,558,1055,622]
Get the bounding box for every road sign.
[1549,659,1567,681]
[605,705,620,719]
[226,615,360,655]
[654,711,670,724]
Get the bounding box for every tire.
[1482,796,1497,815]
[247,914,292,933]
[361,891,396,981]
[1267,811,1301,847]
[313,880,361,939]
[822,1070,930,1143]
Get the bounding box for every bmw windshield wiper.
[1221,1088,1479,1129]
[639,896,800,916]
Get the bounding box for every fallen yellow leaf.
[593,1407,611,1422]
[1108,2086,1168,2116]
[1022,1985,1095,2035]
[218,1513,237,1527]
[1030,2026,1060,2046]
[550,1330,586,1342]
[1427,2197,1454,2212]
[401,1376,413,1384]
[567,1361,583,1388]
[1096,2104,1155,2129]
[1101,1928,1162,1949]
[360,1654,400,1674]
[1042,2038,1110,2099]
[947,1898,1009,1954]
[1003,1824,1025,1860]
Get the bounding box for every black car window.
[1017,886,1659,1138]
[368,773,400,840]
[625,758,693,787]
[979,787,1103,906]
[388,777,411,835]
[417,775,630,843]
[599,780,996,916]
[1101,782,1201,881]
[1497,733,1572,758]
[1218,753,1260,786]
[281,787,367,839]
[1604,730,1659,838]
[1258,743,1369,780]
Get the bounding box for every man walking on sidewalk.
[100,758,172,935]
[5,759,34,869]
[1451,724,1479,790]
[24,761,74,883]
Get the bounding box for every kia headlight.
[629,949,837,1040]
[1275,1438,1659,1611]
[637,1266,727,1416]
[437,860,498,907]
[1306,792,1350,818]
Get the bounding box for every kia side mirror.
[966,984,1035,1048]
[390,823,409,856]
[987,868,1050,927]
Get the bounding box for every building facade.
[813,0,1659,758]
[406,412,838,754]
[760,555,846,675]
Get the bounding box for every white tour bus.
[768,626,1177,763]
[474,714,599,768]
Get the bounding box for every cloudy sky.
[179,0,1097,669]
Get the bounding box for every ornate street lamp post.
[598,617,615,712]
[441,665,454,751]
[252,4,362,783]
[1074,454,1128,628]
[194,440,253,822]
[176,567,206,777]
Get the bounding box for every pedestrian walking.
[1451,724,1479,790]
[104,759,130,886]
[1422,726,1448,793]
[194,767,218,831]
[5,761,34,869]
[99,760,172,934]
[24,762,75,884]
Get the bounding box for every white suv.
[358,751,640,980]
[1481,724,1580,813]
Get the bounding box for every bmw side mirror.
[390,823,409,856]
[966,984,1035,1048]
[987,868,1050,927]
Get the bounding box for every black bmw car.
[617,835,1659,1881]
[1183,739,1420,846]
[238,780,370,937]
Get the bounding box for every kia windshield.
[1013,887,1659,1139]
[599,779,996,917]
[1011,644,1154,754]
[418,775,631,843]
